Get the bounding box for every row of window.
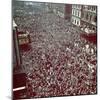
[82,13,97,23]
[88,6,96,11]
[72,18,80,26]
[72,9,81,17]
[72,5,81,9]
[83,6,97,12]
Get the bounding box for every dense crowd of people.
[14,10,97,98]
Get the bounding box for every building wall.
[81,5,97,33]
[50,3,65,18]
[44,3,72,20]
[71,4,82,26]
[65,4,72,21]
[72,16,81,26]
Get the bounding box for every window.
[94,15,97,22]
[91,6,96,11]
[75,10,77,16]
[75,20,76,24]
[83,6,85,9]
[72,18,74,22]
[75,19,76,24]
[81,12,84,18]
[76,5,77,8]
[75,5,76,8]
[93,6,96,11]
[86,13,89,20]
[78,11,79,17]
[89,15,92,21]
[78,5,80,9]
[88,6,91,10]
[77,21,79,25]
[72,5,74,8]
[73,10,74,15]
[88,6,89,10]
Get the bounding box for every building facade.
[71,4,82,26]
[48,3,66,18]
[81,5,97,33]
[65,4,72,21]
[71,4,97,33]
[44,3,72,21]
